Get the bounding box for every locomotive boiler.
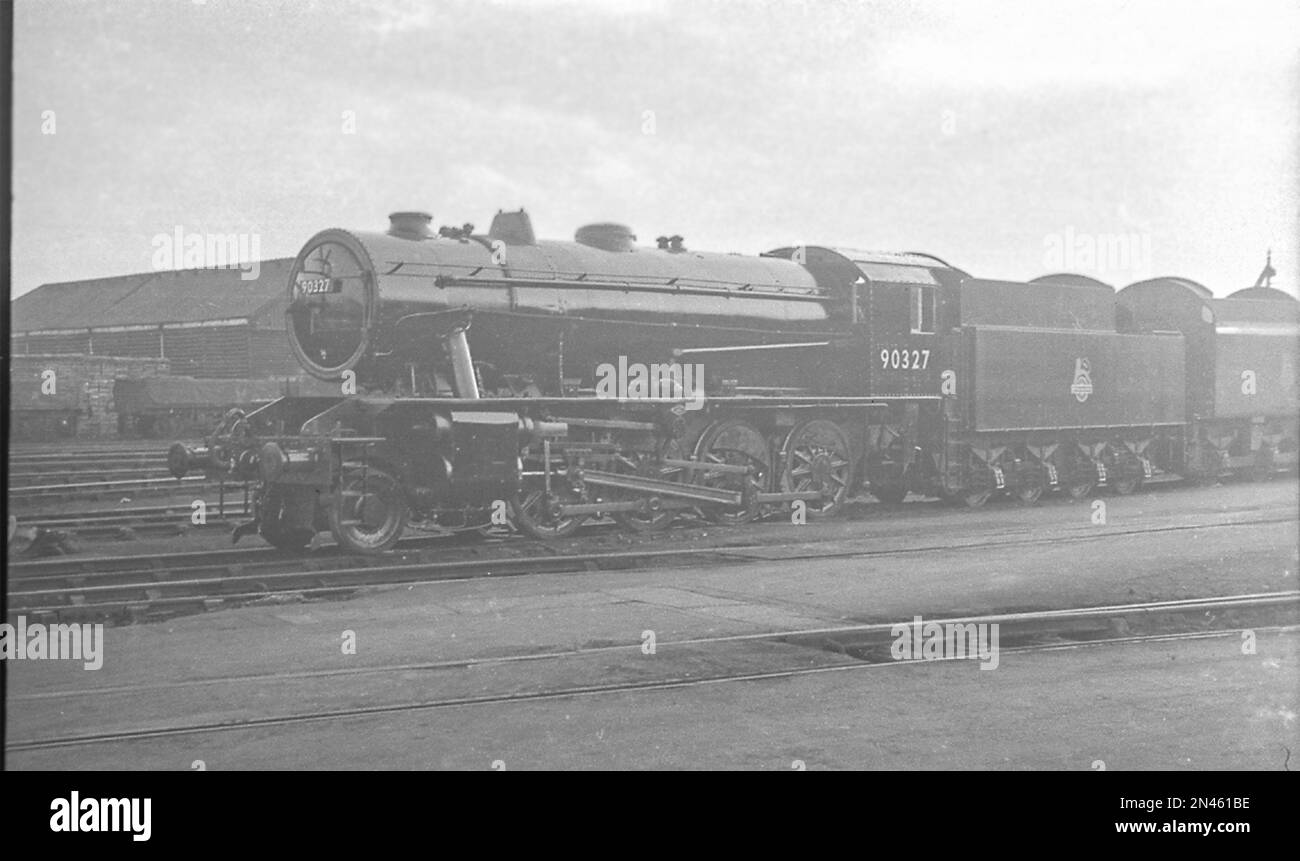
[285,210,835,396]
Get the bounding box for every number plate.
[878,347,931,371]
[297,277,339,295]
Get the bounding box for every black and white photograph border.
[5,0,1299,784]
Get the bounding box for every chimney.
[387,211,434,240]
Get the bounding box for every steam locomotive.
[168,209,1298,553]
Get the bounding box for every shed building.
[11,260,298,378]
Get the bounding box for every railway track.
[8,592,1295,753]
[8,506,1294,622]
[7,446,227,505]
[8,475,222,503]
[10,449,164,472]
[10,457,170,480]
[6,459,1285,540]
[14,501,251,538]
[9,443,164,456]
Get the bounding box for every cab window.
[910,285,936,334]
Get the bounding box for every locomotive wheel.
[259,486,315,552]
[870,482,908,505]
[779,420,852,516]
[511,485,584,540]
[692,419,770,525]
[612,443,684,534]
[329,466,408,554]
[614,503,672,533]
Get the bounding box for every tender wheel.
[511,485,584,540]
[1251,448,1276,482]
[692,419,771,525]
[779,419,852,516]
[1009,452,1047,505]
[1110,474,1141,495]
[1058,452,1095,499]
[943,488,992,508]
[1105,447,1142,495]
[329,466,408,554]
[258,486,315,552]
[1014,478,1045,505]
[1064,477,1095,499]
[1185,441,1221,484]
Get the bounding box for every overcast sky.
[11,0,1300,299]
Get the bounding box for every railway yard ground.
[5,461,1298,770]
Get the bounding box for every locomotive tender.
[168,209,1298,553]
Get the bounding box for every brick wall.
[11,354,171,439]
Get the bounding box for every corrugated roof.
[11,259,296,332]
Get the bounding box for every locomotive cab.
[763,246,959,397]
[762,246,964,500]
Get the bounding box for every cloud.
[363,0,437,35]
[487,0,670,14]
[871,0,1299,92]
[8,0,1298,298]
